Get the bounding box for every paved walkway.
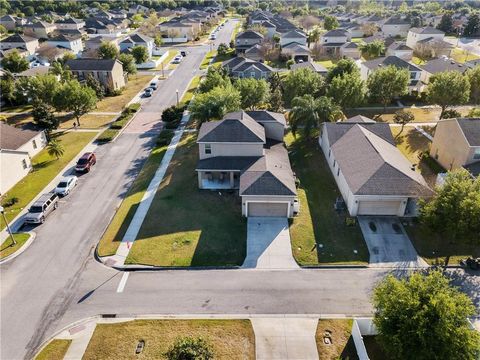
[252,318,319,360]
[60,320,97,360]
[358,216,428,268]
[242,217,299,270]
[104,113,191,267]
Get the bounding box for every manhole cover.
[369,222,377,232]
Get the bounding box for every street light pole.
[0,206,16,246]
[176,89,179,105]
[161,61,164,79]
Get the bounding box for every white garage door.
[357,200,402,216]
[248,202,288,217]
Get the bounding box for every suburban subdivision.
[0,1,479,360]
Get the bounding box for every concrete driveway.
[358,216,428,268]
[242,217,299,270]
[252,318,319,360]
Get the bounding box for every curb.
[0,231,35,265]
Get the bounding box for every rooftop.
[0,123,42,151]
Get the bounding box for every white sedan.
[54,176,78,196]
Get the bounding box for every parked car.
[149,81,158,90]
[172,55,183,64]
[209,34,216,40]
[54,176,78,196]
[144,88,153,97]
[180,50,187,57]
[24,193,59,225]
[75,152,96,173]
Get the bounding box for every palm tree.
[316,96,344,123]
[307,27,321,48]
[289,94,320,138]
[47,139,65,160]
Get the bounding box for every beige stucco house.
[0,123,47,195]
[430,118,480,176]
[0,34,39,56]
[196,111,298,218]
[65,58,126,91]
[319,117,433,216]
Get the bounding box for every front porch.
[198,170,240,190]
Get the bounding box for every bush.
[166,337,213,360]
[97,129,119,143]
[441,109,462,119]
[165,119,180,129]
[161,104,185,123]
[217,43,229,56]
[108,87,124,97]
[4,197,19,207]
[156,129,174,146]
[286,59,295,69]
[128,103,141,112]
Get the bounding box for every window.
[22,159,28,169]
[251,72,255,77]
[205,144,212,154]
[410,72,416,79]
[337,168,340,176]
[328,149,331,158]
[474,148,480,160]
[333,160,336,167]
[32,139,37,149]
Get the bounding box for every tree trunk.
[76,115,81,126]
[439,106,446,120]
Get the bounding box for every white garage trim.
[245,200,290,217]
[357,200,403,216]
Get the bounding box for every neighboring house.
[196,110,298,218]
[235,30,264,54]
[430,118,480,176]
[406,26,445,49]
[222,57,273,79]
[25,21,56,38]
[340,42,361,59]
[158,18,200,41]
[0,48,29,63]
[0,123,47,195]
[280,29,307,47]
[360,56,423,93]
[46,34,83,54]
[320,29,349,57]
[119,33,154,57]
[65,58,126,91]
[55,17,85,30]
[343,23,365,38]
[85,18,122,36]
[290,61,328,76]
[420,57,468,84]
[381,17,410,37]
[244,44,264,61]
[261,20,276,38]
[0,15,17,31]
[282,42,310,62]
[319,118,433,216]
[85,36,120,53]
[386,41,413,60]
[0,34,39,56]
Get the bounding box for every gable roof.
[2,34,37,43]
[409,26,444,35]
[388,41,412,51]
[65,58,119,71]
[383,17,409,25]
[236,30,264,40]
[290,61,328,73]
[421,57,467,75]
[282,42,310,53]
[0,123,42,150]
[197,111,265,143]
[282,29,306,38]
[456,118,480,146]
[323,29,348,37]
[362,55,422,72]
[327,123,433,196]
[48,33,81,42]
[56,17,84,24]
[246,111,286,126]
[344,115,376,123]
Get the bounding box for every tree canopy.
[323,15,339,30]
[234,78,270,110]
[118,53,137,76]
[360,40,385,59]
[190,85,241,125]
[1,49,29,73]
[56,80,97,126]
[466,66,480,105]
[131,45,149,64]
[327,71,365,109]
[98,42,119,59]
[282,68,325,108]
[373,270,480,360]
[198,67,231,94]
[367,65,409,112]
[326,58,358,83]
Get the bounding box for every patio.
[198,170,240,190]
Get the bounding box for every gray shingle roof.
[246,111,287,126]
[65,58,119,71]
[384,17,409,25]
[409,26,444,35]
[0,123,42,150]
[344,115,376,123]
[236,30,264,40]
[421,57,467,74]
[363,56,422,72]
[197,111,266,143]
[326,123,433,196]
[196,156,259,171]
[290,61,328,73]
[2,34,37,43]
[323,29,348,37]
[456,118,480,146]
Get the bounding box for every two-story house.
[420,57,468,85]
[119,33,154,58]
[196,110,298,218]
[46,34,84,55]
[222,57,273,79]
[406,26,453,57]
[25,21,56,39]
[320,29,349,56]
[430,118,480,176]
[381,17,411,37]
[0,123,47,195]
[0,15,18,31]
[55,17,86,31]
[65,58,126,91]
[280,29,307,47]
[0,34,39,56]
[235,30,264,54]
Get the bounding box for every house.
[320,29,349,56]
[0,34,39,56]
[158,18,200,41]
[386,41,413,60]
[319,118,433,216]
[85,18,122,36]
[196,110,298,218]
[360,56,423,93]
[235,30,264,54]
[244,44,264,61]
[25,21,56,38]
[406,26,445,49]
[85,36,120,54]
[46,34,83,55]
[279,29,307,47]
[261,20,277,38]
[340,42,361,59]
[343,23,365,38]
[119,33,154,58]
[282,42,310,62]
[290,61,328,76]
[420,57,468,84]
[0,48,29,63]
[430,118,480,176]
[55,17,85,30]
[381,17,411,38]
[0,123,47,195]
[222,57,273,79]
[0,15,18,31]
[65,58,126,91]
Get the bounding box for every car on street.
[180,50,187,57]
[172,55,183,64]
[149,81,158,90]
[24,193,59,225]
[54,176,78,196]
[209,34,216,40]
[144,88,153,97]
[75,152,96,173]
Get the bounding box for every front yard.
[125,134,247,267]
[316,319,357,360]
[34,339,71,360]
[82,319,255,360]
[286,133,369,265]
[0,131,98,228]
[0,233,30,259]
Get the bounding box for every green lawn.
[200,50,217,69]
[34,339,71,360]
[210,51,235,67]
[346,107,473,123]
[315,60,336,69]
[0,233,30,259]
[0,131,98,228]
[286,133,369,265]
[316,319,357,360]
[59,114,115,129]
[126,133,247,267]
[97,140,173,257]
[154,50,177,71]
[0,104,33,113]
[451,47,480,63]
[83,320,255,360]
[180,75,201,105]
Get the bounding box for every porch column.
[230,172,234,187]
[198,171,203,189]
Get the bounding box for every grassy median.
[34,339,71,360]
[0,233,30,259]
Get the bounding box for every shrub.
[156,129,174,146]
[128,103,141,112]
[165,119,180,129]
[4,197,19,207]
[161,104,185,123]
[108,87,124,97]
[286,59,295,69]
[217,43,229,56]
[97,129,119,143]
[441,109,462,119]
[166,337,213,360]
